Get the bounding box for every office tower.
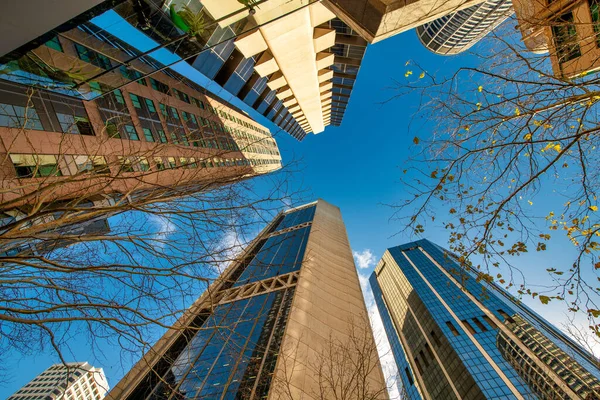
[108,200,388,399]
[0,20,281,253]
[114,1,368,140]
[513,0,600,78]
[370,239,600,399]
[416,0,513,55]
[8,362,109,400]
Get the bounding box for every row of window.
[445,312,501,337]
[9,152,262,179]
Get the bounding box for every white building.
[8,362,109,400]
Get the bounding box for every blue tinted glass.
[233,226,310,287]
[275,206,316,232]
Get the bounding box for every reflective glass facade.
[117,204,315,399]
[416,0,513,55]
[371,239,600,399]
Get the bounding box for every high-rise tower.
[371,239,600,399]
[108,199,388,399]
[0,21,281,254]
[416,0,513,55]
[8,362,109,400]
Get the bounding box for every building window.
[149,78,170,94]
[73,155,109,174]
[10,154,62,178]
[119,66,145,83]
[45,37,63,52]
[552,12,582,63]
[169,107,180,120]
[157,129,167,143]
[189,157,197,168]
[129,93,142,109]
[105,121,120,138]
[167,157,177,168]
[497,309,515,323]
[113,89,125,105]
[138,157,150,171]
[144,98,157,113]
[462,319,477,334]
[0,103,43,130]
[482,315,498,330]
[74,43,112,70]
[56,113,93,135]
[179,157,188,167]
[154,157,165,170]
[124,125,139,140]
[430,330,441,346]
[404,368,414,385]
[119,157,134,173]
[445,321,460,336]
[142,128,155,142]
[472,317,488,332]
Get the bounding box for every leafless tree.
[388,15,600,334]
[270,318,390,400]
[0,80,306,385]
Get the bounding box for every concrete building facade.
[107,199,388,399]
[371,239,600,399]
[113,0,368,140]
[8,362,109,400]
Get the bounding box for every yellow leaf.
[524,133,532,141]
[590,206,599,212]
[476,102,482,110]
[419,71,425,79]
[515,107,521,116]
[478,86,483,92]
[405,70,413,77]
[553,144,561,152]
[528,200,533,206]
[464,126,470,131]
[405,60,410,66]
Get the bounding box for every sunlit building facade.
[8,362,109,400]
[513,0,600,78]
[107,200,387,399]
[416,0,513,55]
[113,0,368,140]
[371,239,600,399]
[0,21,280,255]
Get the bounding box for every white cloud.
[353,248,401,399]
[214,229,245,274]
[353,249,376,269]
[147,214,176,248]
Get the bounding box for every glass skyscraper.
[108,200,387,399]
[416,0,513,55]
[370,238,600,399]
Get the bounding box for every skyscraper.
[107,199,388,399]
[0,20,281,254]
[416,0,513,55]
[114,1,368,140]
[370,238,600,399]
[8,362,109,400]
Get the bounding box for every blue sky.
[2,11,595,399]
